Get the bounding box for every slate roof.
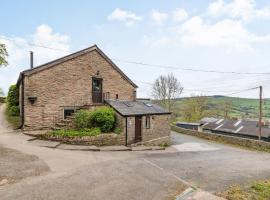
[106,100,171,116]
[17,45,138,88]
[202,118,270,139]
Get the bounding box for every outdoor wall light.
[28,96,37,104]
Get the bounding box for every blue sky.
[1,0,270,98]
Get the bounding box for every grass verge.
[49,128,101,138]
[218,180,270,200]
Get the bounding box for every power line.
[1,35,270,76]
[134,80,261,95]
[113,58,270,75]
[222,87,260,96]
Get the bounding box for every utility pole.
[258,86,263,140]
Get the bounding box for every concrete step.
[55,123,67,127]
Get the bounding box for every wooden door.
[135,116,142,142]
[92,78,103,103]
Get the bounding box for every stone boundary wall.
[39,133,125,146]
[171,125,270,152]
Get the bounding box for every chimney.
[30,51,34,69]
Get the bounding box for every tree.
[181,95,209,122]
[222,101,232,119]
[0,43,8,66]
[0,88,4,97]
[152,73,183,111]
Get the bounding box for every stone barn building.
[17,45,171,145]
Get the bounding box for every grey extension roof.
[17,45,137,88]
[106,100,171,116]
[201,118,270,139]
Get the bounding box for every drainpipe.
[125,117,128,146]
[19,74,25,129]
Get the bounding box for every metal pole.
[259,86,262,140]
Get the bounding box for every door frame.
[135,116,142,142]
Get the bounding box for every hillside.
[172,96,270,122]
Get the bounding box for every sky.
[1,0,270,99]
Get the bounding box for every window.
[64,109,75,119]
[145,116,150,129]
[92,78,102,92]
[116,94,118,99]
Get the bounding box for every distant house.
[200,117,270,141]
[16,45,171,145]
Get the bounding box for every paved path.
[1,104,270,199]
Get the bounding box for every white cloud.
[107,8,142,26]
[172,8,188,22]
[143,16,270,51]
[177,16,270,51]
[208,0,270,22]
[150,10,168,25]
[0,24,70,93]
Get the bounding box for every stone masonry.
[116,114,171,145]
[20,48,136,130]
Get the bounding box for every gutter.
[125,117,128,146]
[18,73,25,129]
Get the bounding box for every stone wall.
[142,115,171,145]
[42,133,126,146]
[117,114,171,146]
[22,50,136,130]
[172,125,270,152]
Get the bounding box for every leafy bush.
[90,107,115,132]
[74,107,116,133]
[50,128,101,138]
[114,127,122,134]
[74,110,91,129]
[8,105,20,116]
[6,85,19,116]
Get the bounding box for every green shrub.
[90,107,115,132]
[74,110,91,129]
[114,127,122,134]
[0,97,6,103]
[50,127,101,138]
[8,105,20,116]
[7,85,19,107]
[6,85,19,116]
[74,107,116,133]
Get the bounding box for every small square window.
[145,116,150,129]
[64,109,75,119]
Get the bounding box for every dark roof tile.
[106,100,171,116]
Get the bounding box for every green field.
[172,96,270,122]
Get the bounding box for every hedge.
[6,85,19,116]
